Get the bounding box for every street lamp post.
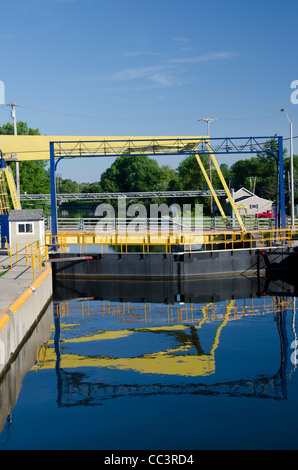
[281,108,295,226]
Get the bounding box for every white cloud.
[121,51,166,58]
[78,50,238,90]
[168,51,238,64]
[172,37,190,43]
[150,73,183,87]
[112,66,167,82]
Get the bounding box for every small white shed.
[8,209,45,250]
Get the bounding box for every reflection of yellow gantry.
[34,301,235,377]
[34,297,292,381]
[0,135,245,231]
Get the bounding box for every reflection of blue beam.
[54,303,62,407]
[279,309,288,400]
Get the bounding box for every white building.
[232,188,273,216]
[8,209,45,250]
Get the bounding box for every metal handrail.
[45,227,296,254]
[45,216,280,232]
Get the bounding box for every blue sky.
[0,0,298,182]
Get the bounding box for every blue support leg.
[50,142,58,247]
[278,137,286,229]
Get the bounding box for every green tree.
[0,121,40,136]
[19,161,51,194]
[174,154,213,213]
[100,154,161,192]
[176,154,210,191]
[219,163,231,185]
[81,181,102,193]
[229,139,282,201]
[0,121,50,194]
[155,165,178,191]
[284,154,298,204]
[57,177,79,194]
[230,154,277,200]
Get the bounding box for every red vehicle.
[256,210,275,219]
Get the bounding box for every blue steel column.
[50,142,58,245]
[0,150,5,169]
[278,137,286,229]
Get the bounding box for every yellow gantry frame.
[195,150,246,231]
[0,164,21,211]
[0,135,202,161]
[0,135,245,231]
[0,172,10,214]
[4,164,21,210]
[205,142,246,232]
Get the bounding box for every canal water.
[1,276,298,450]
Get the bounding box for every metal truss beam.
[20,190,227,203]
[50,136,280,163]
[51,138,202,164]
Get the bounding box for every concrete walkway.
[0,245,53,379]
[0,249,37,311]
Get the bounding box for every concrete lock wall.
[0,302,53,434]
[52,248,268,280]
[0,268,53,376]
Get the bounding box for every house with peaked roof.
[231,187,273,216]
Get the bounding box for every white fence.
[45,216,280,232]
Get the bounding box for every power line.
[1,103,298,126]
[284,135,298,140]
[0,104,193,122]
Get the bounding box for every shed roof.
[9,209,44,221]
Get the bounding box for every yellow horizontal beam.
[0,135,206,161]
[45,228,293,251]
[45,232,204,246]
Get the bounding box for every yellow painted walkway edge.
[0,314,9,329]
[0,267,52,319]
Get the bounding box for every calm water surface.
[1,281,298,450]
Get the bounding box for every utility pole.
[198,118,217,218]
[199,118,217,137]
[7,102,20,199]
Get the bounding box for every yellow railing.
[201,228,294,252]
[45,228,296,254]
[25,240,49,279]
[46,234,68,253]
[55,296,295,324]
[4,237,22,269]
[2,238,49,279]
